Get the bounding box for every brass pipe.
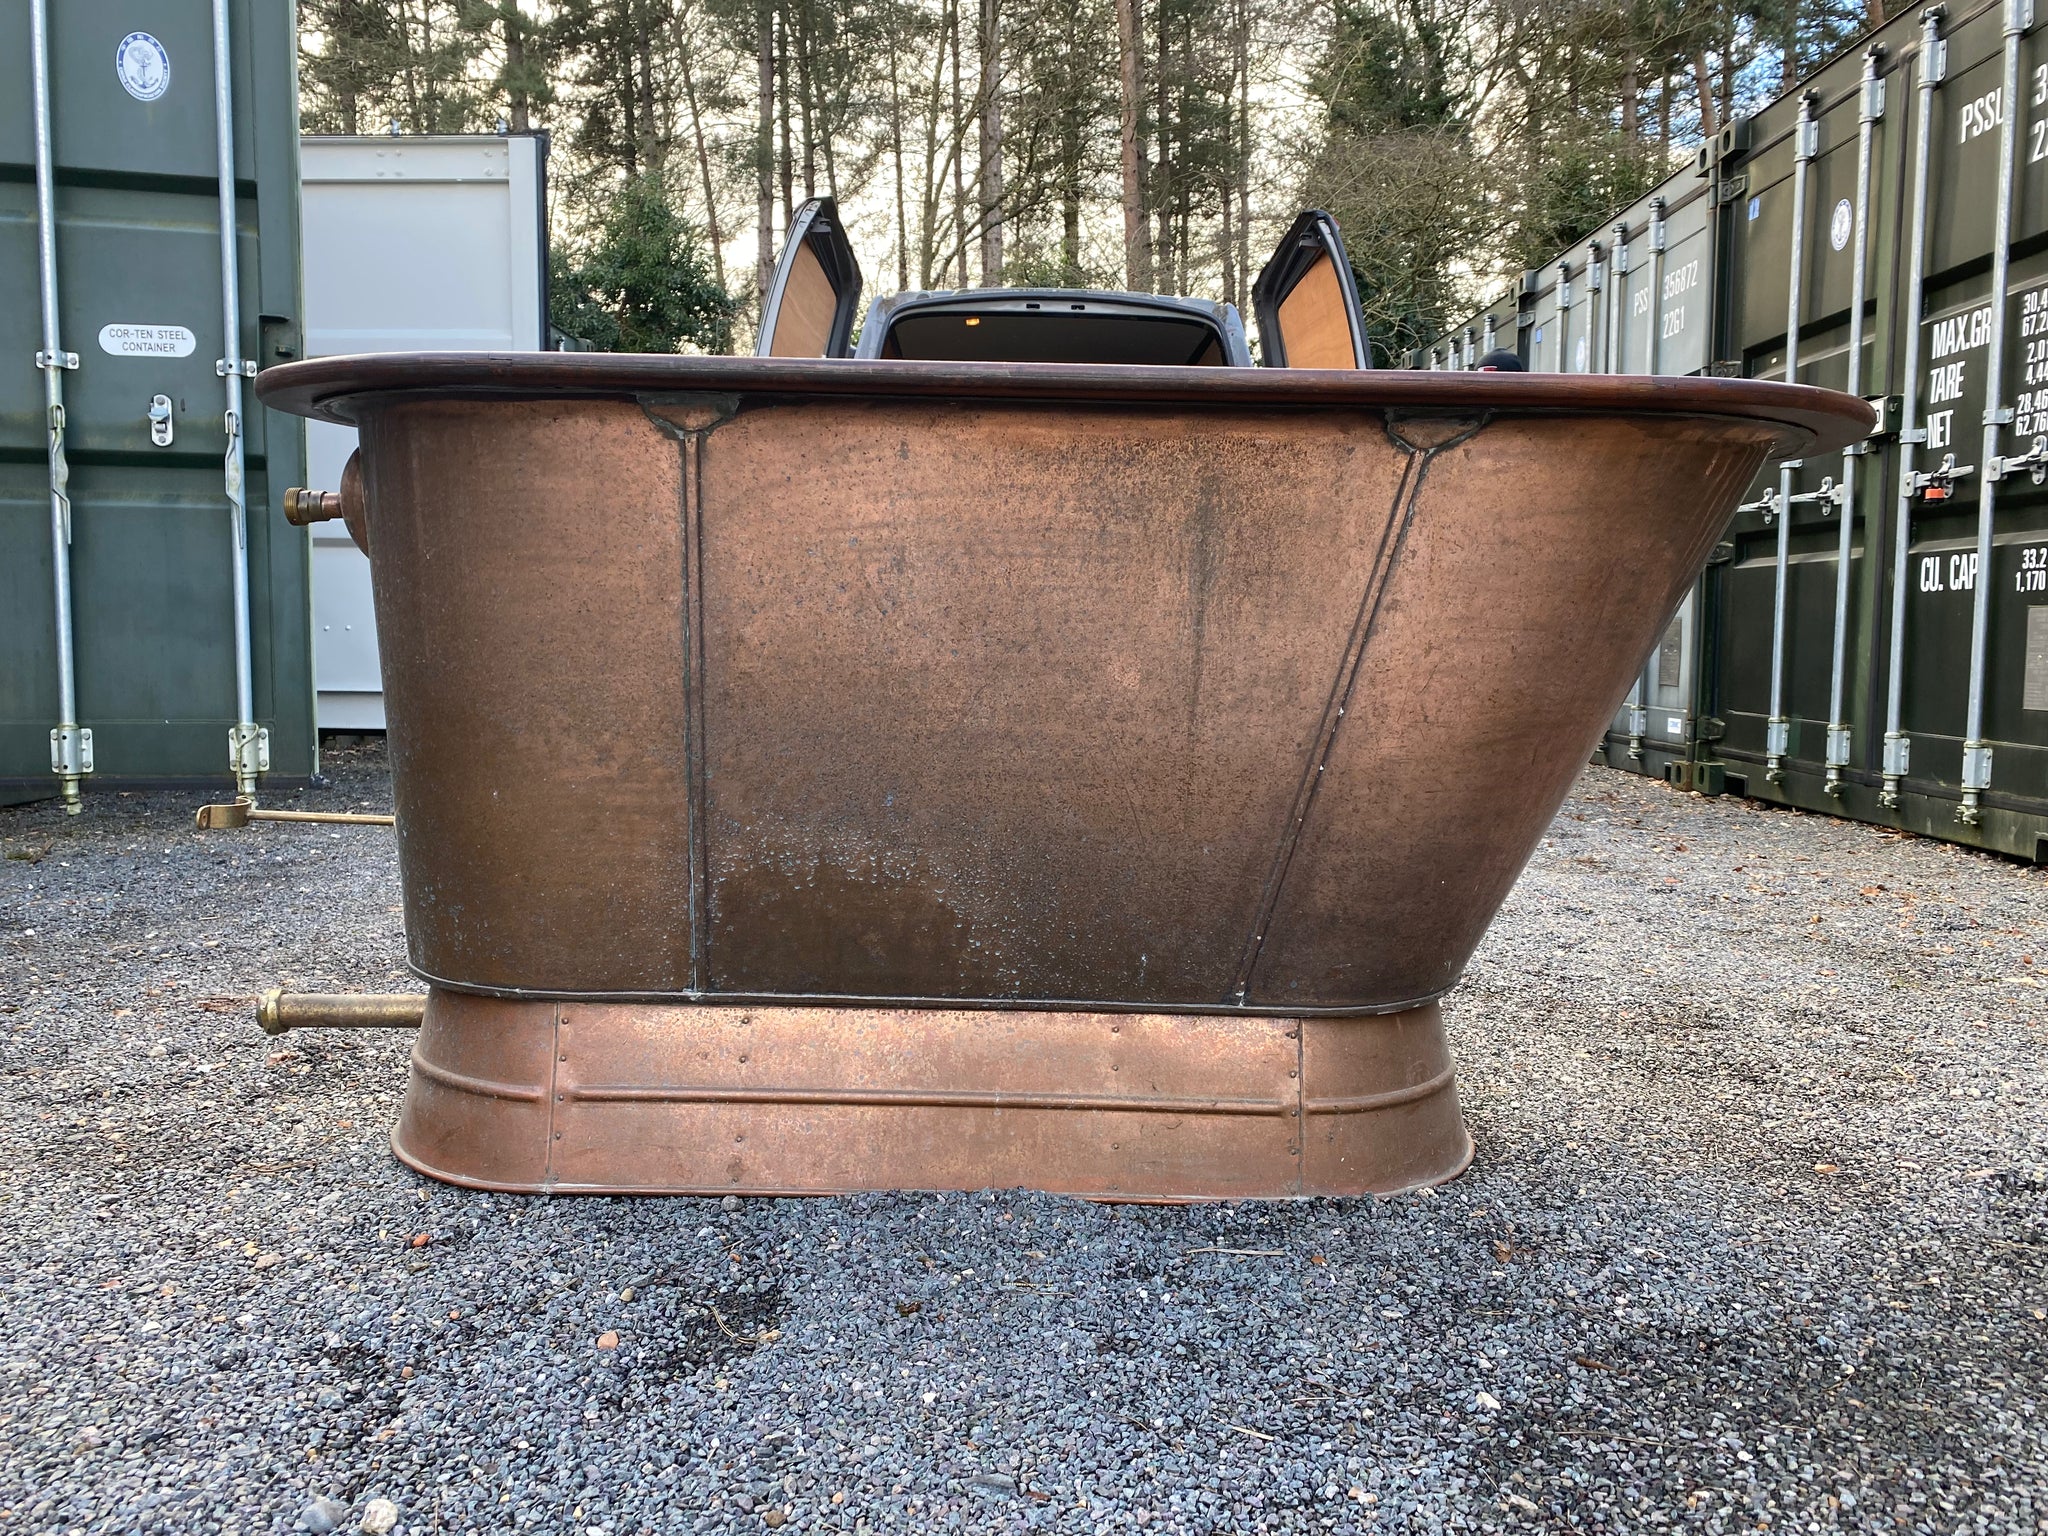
[257,989,426,1035]
[196,799,394,829]
[282,449,369,554]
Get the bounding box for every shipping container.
[0,0,311,809]
[300,133,550,730]
[1419,0,2048,863]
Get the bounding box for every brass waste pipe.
[196,799,394,829]
[257,989,425,1035]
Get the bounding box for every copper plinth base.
[392,989,1472,1200]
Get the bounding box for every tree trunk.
[1116,0,1150,290]
[1621,67,1638,139]
[1658,67,1671,145]
[777,6,794,222]
[679,22,726,292]
[1219,183,1236,311]
[1234,0,1249,312]
[1153,0,1173,293]
[1694,49,1719,140]
[889,37,909,290]
[1782,0,1801,91]
[1060,91,1082,280]
[503,4,529,132]
[979,0,1003,284]
[633,0,662,177]
[796,0,816,199]
[757,0,775,304]
[949,0,968,285]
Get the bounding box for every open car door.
[1251,209,1369,369]
[756,198,864,358]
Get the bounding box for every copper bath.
[256,354,1871,1199]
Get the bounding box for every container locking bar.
[1766,92,1820,786]
[1956,0,2035,825]
[211,0,264,802]
[1883,7,1949,807]
[1823,45,1887,800]
[31,0,88,816]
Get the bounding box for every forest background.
[297,0,1879,361]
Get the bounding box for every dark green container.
[1420,0,2048,864]
[0,0,311,807]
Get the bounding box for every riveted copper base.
[392,988,1472,1201]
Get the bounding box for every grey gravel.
[298,1495,348,1533]
[2,739,2044,1534]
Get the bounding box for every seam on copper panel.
[1302,1063,1458,1115]
[1228,435,1425,1003]
[411,1051,550,1104]
[561,1084,1290,1115]
[402,959,1462,1017]
[1230,417,1491,1007]
[542,1005,562,1192]
[681,431,710,993]
[1293,1023,1306,1197]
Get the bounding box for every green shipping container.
[1419,0,2048,864]
[1,0,312,809]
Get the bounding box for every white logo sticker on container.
[99,323,196,358]
[115,33,170,102]
[1830,199,1853,252]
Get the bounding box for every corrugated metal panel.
[0,0,310,806]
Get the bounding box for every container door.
[756,198,863,358]
[1252,209,1369,368]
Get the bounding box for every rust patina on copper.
[256,353,1873,1199]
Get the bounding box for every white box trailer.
[300,134,548,729]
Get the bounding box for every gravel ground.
[2,741,2044,1536]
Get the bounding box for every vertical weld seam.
[1293,1021,1306,1197]
[682,432,710,994]
[543,1003,563,1193]
[1229,439,1440,1004]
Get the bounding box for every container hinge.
[1985,406,2015,426]
[50,725,94,777]
[1926,36,1947,86]
[1707,361,1745,377]
[1765,718,1791,758]
[1909,453,1975,501]
[1961,742,1993,790]
[1864,74,1887,122]
[1699,716,1728,743]
[1985,435,2048,484]
[1882,733,1911,777]
[216,358,258,378]
[1864,395,1903,438]
[1899,427,1928,444]
[36,349,79,371]
[229,725,271,777]
[1714,174,1750,204]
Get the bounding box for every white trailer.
[299,134,548,729]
